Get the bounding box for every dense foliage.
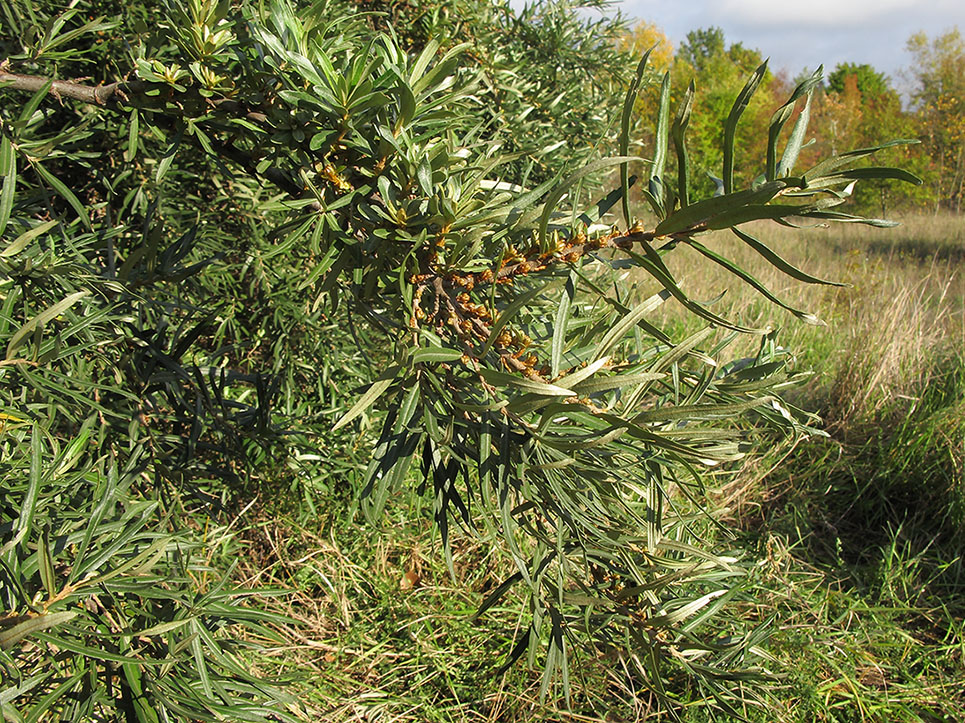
[0,0,919,718]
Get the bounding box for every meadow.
[233,214,965,722]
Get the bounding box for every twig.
[0,72,137,106]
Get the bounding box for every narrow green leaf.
[0,158,15,237]
[633,396,775,423]
[22,671,83,723]
[704,202,816,229]
[6,291,88,360]
[594,289,671,360]
[0,612,77,650]
[38,527,56,599]
[12,424,44,545]
[621,48,654,226]
[808,167,923,186]
[73,501,158,580]
[473,572,523,619]
[450,398,508,413]
[15,80,52,127]
[135,617,194,638]
[573,266,669,344]
[362,399,421,522]
[649,71,672,212]
[541,425,629,451]
[121,664,159,723]
[53,416,95,477]
[0,670,57,708]
[801,210,900,226]
[333,366,403,430]
[412,42,470,96]
[408,38,441,86]
[32,631,169,665]
[456,174,558,233]
[124,108,139,162]
[155,130,182,183]
[671,80,695,208]
[652,328,716,376]
[732,228,844,286]
[479,367,576,397]
[767,67,822,181]
[508,364,610,414]
[554,357,611,389]
[32,162,91,230]
[550,273,575,378]
[776,92,812,178]
[191,629,214,700]
[38,14,114,54]
[395,82,416,132]
[624,330,716,411]
[412,347,463,364]
[416,158,432,196]
[571,371,664,395]
[803,139,918,181]
[2,219,57,258]
[724,61,767,194]
[0,134,13,175]
[80,536,170,588]
[71,470,117,582]
[0,134,13,235]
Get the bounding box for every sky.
[566,0,962,93]
[611,0,964,90]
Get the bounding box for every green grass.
[228,214,965,721]
[701,214,965,721]
[233,505,670,722]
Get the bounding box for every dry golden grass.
[653,213,965,423]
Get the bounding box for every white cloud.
[616,0,965,78]
[716,0,916,29]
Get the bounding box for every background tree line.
[620,21,965,215]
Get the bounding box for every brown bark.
[0,72,138,107]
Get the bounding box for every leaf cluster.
[0,208,299,719]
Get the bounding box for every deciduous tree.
[907,27,965,212]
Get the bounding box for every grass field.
[677,215,965,722]
[234,214,965,722]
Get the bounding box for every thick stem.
[0,72,136,106]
